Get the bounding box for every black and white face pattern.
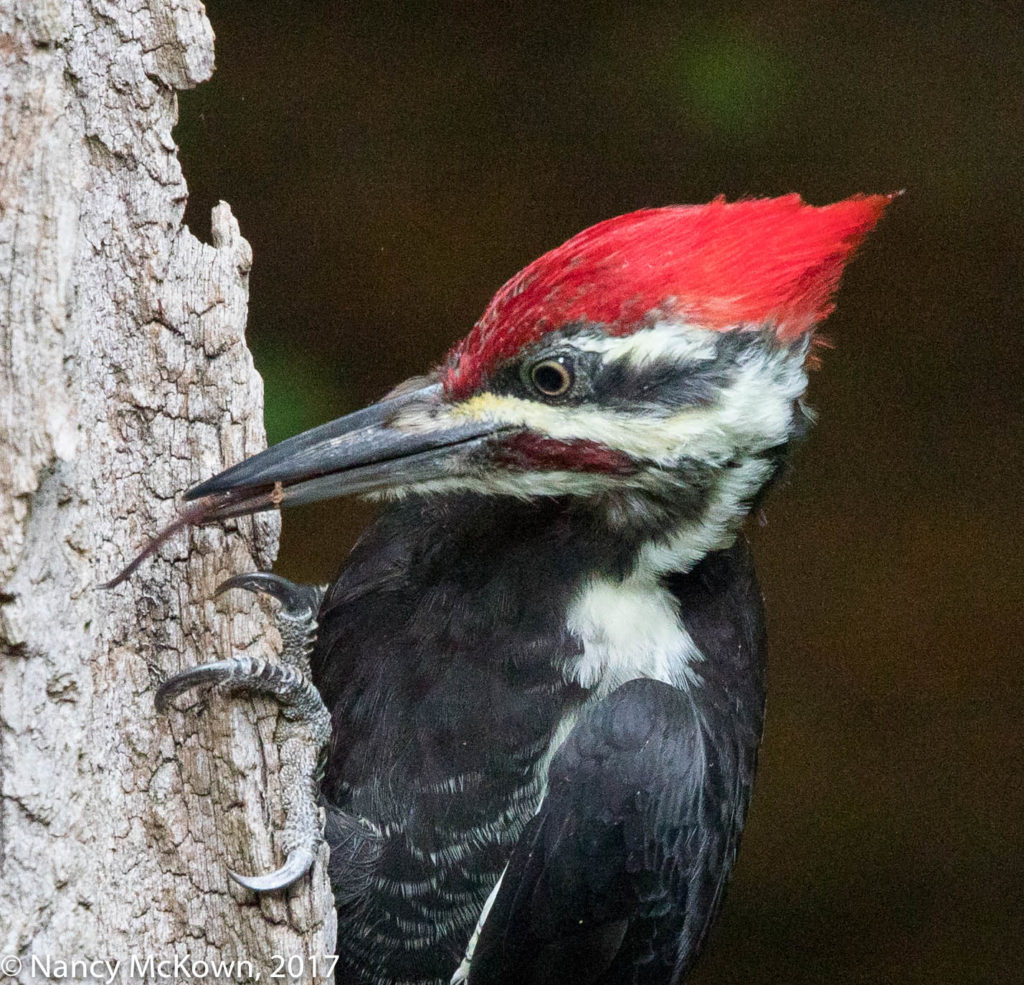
[385,320,813,528]
[484,320,750,412]
[474,320,808,454]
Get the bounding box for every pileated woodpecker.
[119,194,890,985]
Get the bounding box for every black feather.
[310,488,765,985]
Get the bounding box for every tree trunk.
[0,1,335,980]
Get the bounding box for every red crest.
[445,194,892,398]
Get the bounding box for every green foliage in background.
[251,335,347,446]
[670,26,796,140]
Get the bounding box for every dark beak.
[186,381,504,513]
[103,381,506,587]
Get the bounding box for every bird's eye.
[529,358,574,398]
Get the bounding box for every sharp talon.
[216,574,324,671]
[216,572,322,617]
[216,571,292,601]
[155,661,235,713]
[227,845,315,892]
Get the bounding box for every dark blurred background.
[178,2,1023,982]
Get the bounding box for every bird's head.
[107,194,890,584]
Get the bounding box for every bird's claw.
[217,572,325,672]
[228,844,316,892]
[156,574,330,893]
[155,656,330,732]
[216,571,323,617]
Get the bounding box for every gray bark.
[0,1,335,980]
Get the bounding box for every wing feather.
[466,677,748,985]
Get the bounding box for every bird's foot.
[216,571,325,674]
[156,573,331,892]
[155,654,330,736]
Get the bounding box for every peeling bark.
[0,1,335,979]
